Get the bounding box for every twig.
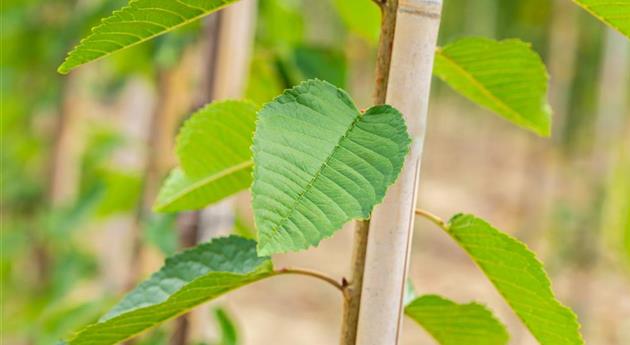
[414,208,448,230]
[274,267,346,294]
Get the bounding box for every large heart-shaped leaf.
[58,0,239,74]
[435,37,551,136]
[405,294,509,345]
[446,214,584,345]
[62,236,272,345]
[573,0,630,39]
[154,100,257,212]
[252,79,411,255]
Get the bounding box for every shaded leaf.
[58,0,239,74]
[405,294,509,345]
[253,79,411,255]
[155,100,257,212]
[293,45,347,88]
[62,236,272,345]
[573,0,630,39]
[446,214,584,345]
[435,37,551,136]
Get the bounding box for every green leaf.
[434,37,551,136]
[252,79,411,255]
[573,0,630,39]
[58,0,239,74]
[332,0,380,43]
[211,307,238,345]
[405,294,509,345]
[446,214,584,345]
[62,236,272,345]
[154,100,257,212]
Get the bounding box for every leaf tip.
[57,63,70,75]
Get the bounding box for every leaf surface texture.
[155,100,257,212]
[63,236,272,345]
[446,214,584,345]
[252,79,411,255]
[405,294,509,345]
[435,37,551,136]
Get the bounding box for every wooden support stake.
[356,1,442,344]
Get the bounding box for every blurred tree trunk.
[39,73,83,288]
[170,1,257,344]
[125,58,195,291]
[49,75,81,206]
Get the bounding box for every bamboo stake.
[340,1,399,343]
[356,1,442,344]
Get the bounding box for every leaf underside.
[154,100,257,212]
[435,37,551,136]
[447,214,584,345]
[252,79,411,255]
[405,294,509,345]
[573,0,630,39]
[63,236,272,345]
[58,0,239,74]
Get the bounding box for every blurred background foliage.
[2,0,629,344]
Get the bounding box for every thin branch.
[274,267,346,294]
[414,208,448,230]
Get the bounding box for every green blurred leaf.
[58,0,239,73]
[434,37,551,136]
[446,214,583,345]
[405,294,509,345]
[62,236,273,345]
[212,308,238,345]
[245,52,285,104]
[573,0,630,39]
[155,100,257,212]
[95,169,142,217]
[253,79,411,255]
[332,0,380,43]
[144,213,178,256]
[257,0,304,48]
[292,45,347,88]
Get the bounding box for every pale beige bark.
[49,75,82,206]
[356,1,442,344]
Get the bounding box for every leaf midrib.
[572,0,629,36]
[265,113,364,240]
[157,160,253,210]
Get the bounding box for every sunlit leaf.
[435,37,551,136]
[62,236,272,345]
[446,214,584,345]
[573,0,630,39]
[58,0,239,74]
[154,100,257,212]
[253,79,411,255]
[332,0,380,43]
[405,294,509,345]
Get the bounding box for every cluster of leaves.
[53,0,630,344]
